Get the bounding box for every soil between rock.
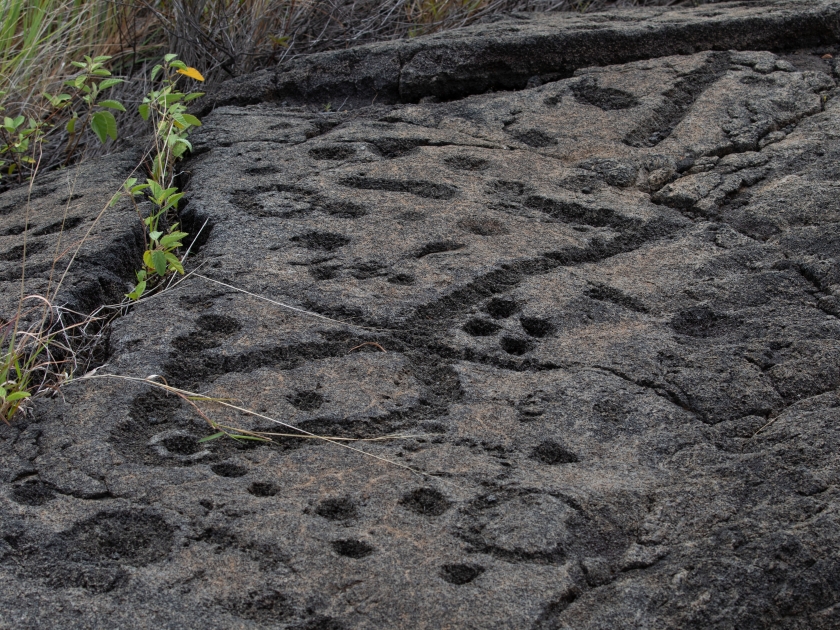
[2,2,840,629]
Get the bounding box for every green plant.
[125,179,188,300]
[1,0,135,102]
[0,108,46,181]
[139,54,204,184]
[0,335,34,423]
[1,54,127,184]
[45,54,126,163]
[0,52,202,422]
[124,54,204,301]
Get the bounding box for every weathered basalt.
[202,0,840,111]
[2,1,840,628]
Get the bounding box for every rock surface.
[3,2,840,628]
[202,0,840,110]
[0,149,145,322]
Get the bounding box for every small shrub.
[125,54,204,301]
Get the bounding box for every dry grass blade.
[193,273,390,332]
[0,293,113,421]
[75,373,449,481]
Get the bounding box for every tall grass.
[0,0,158,178]
[1,0,140,112]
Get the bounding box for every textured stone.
[3,2,840,629]
[0,148,146,324]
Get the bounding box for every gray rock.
[3,1,840,628]
[0,148,145,325]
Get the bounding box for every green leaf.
[161,186,179,199]
[138,103,150,120]
[170,60,187,70]
[0,386,6,399]
[97,99,126,112]
[198,431,225,443]
[183,92,205,102]
[173,113,201,129]
[229,434,270,442]
[92,68,111,76]
[126,280,146,300]
[147,179,163,200]
[90,110,117,143]
[65,117,76,134]
[164,252,184,274]
[99,78,123,90]
[182,113,201,127]
[164,53,178,63]
[159,231,188,248]
[89,114,107,143]
[172,139,192,158]
[44,92,71,106]
[151,250,167,276]
[163,93,184,106]
[5,391,30,402]
[158,197,183,216]
[70,61,86,68]
[151,64,162,81]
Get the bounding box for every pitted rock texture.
[3,3,840,629]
